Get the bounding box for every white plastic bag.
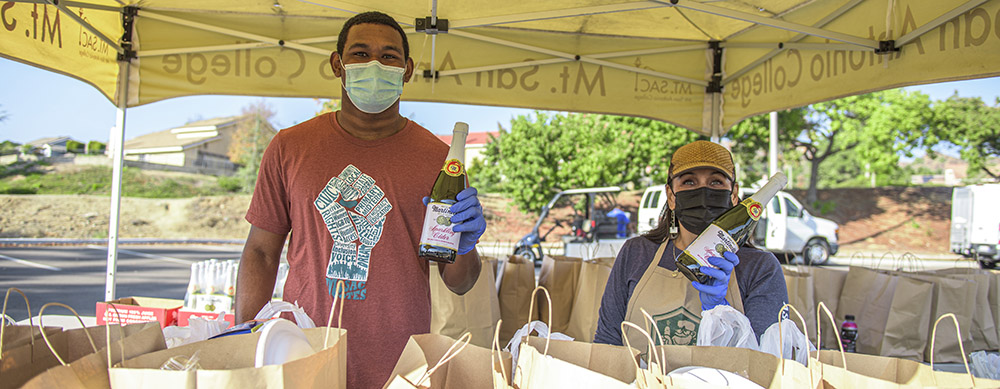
[758,319,816,366]
[162,312,232,348]
[696,305,759,350]
[504,320,573,367]
[970,351,1000,380]
[254,300,316,328]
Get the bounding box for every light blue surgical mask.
[340,59,405,114]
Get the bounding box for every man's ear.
[330,52,343,78]
[403,57,415,83]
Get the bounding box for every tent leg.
[105,60,130,302]
[769,111,778,178]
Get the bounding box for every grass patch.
[0,164,235,198]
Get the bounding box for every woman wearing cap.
[593,140,787,350]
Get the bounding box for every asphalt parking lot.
[0,244,246,320]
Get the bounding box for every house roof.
[26,136,73,147]
[436,131,499,146]
[123,115,267,152]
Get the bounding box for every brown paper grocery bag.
[564,257,614,342]
[384,332,513,389]
[814,312,1000,388]
[524,336,639,384]
[836,266,933,360]
[497,255,537,345]
[781,267,817,343]
[2,300,147,389]
[924,267,1000,351]
[887,270,976,363]
[512,340,633,389]
[430,258,502,348]
[22,319,167,389]
[804,266,848,349]
[109,325,347,389]
[109,281,349,389]
[536,255,581,333]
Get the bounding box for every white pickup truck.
[637,185,840,264]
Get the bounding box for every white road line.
[0,253,61,271]
[86,245,193,265]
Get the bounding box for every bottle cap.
[453,122,469,135]
[845,314,855,321]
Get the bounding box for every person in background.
[593,140,786,351]
[234,11,486,388]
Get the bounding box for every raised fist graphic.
[314,165,392,282]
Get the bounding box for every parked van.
[950,184,1000,268]
[637,184,840,264]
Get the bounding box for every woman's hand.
[691,251,739,311]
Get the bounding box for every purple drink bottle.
[840,314,858,353]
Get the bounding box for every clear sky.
[1,57,997,145]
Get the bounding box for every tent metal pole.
[105,59,129,302]
[723,0,864,83]
[449,29,708,86]
[896,0,989,46]
[661,0,878,49]
[769,112,778,178]
[43,0,123,52]
[138,11,330,56]
[451,2,666,28]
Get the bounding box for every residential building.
[122,115,275,173]
[436,131,499,165]
[25,136,75,157]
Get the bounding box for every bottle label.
[442,159,464,177]
[682,224,739,267]
[741,198,764,220]
[419,201,460,251]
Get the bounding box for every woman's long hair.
[642,188,674,245]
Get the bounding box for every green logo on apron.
[650,306,700,346]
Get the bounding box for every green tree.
[226,101,277,192]
[930,95,1000,181]
[86,141,106,154]
[724,108,809,187]
[791,90,932,204]
[475,111,697,213]
[65,140,85,153]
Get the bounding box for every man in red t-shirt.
[234,11,485,388]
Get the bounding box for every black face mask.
[673,187,733,235]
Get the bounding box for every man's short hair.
[337,11,410,59]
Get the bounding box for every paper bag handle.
[620,320,663,377]
[525,286,553,356]
[103,303,128,368]
[1,287,34,356]
[492,319,509,387]
[638,308,667,375]
[815,302,847,369]
[324,280,346,348]
[777,303,816,387]
[416,332,472,387]
[37,302,98,366]
[930,313,975,387]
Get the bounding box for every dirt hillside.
[0,186,954,257]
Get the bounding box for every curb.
[0,238,246,247]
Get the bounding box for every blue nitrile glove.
[421,187,486,255]
[691,251,740,311]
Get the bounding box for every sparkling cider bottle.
[418,122,469,263]
[674,172,788,283]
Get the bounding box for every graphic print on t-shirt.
[314,165,392,285]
